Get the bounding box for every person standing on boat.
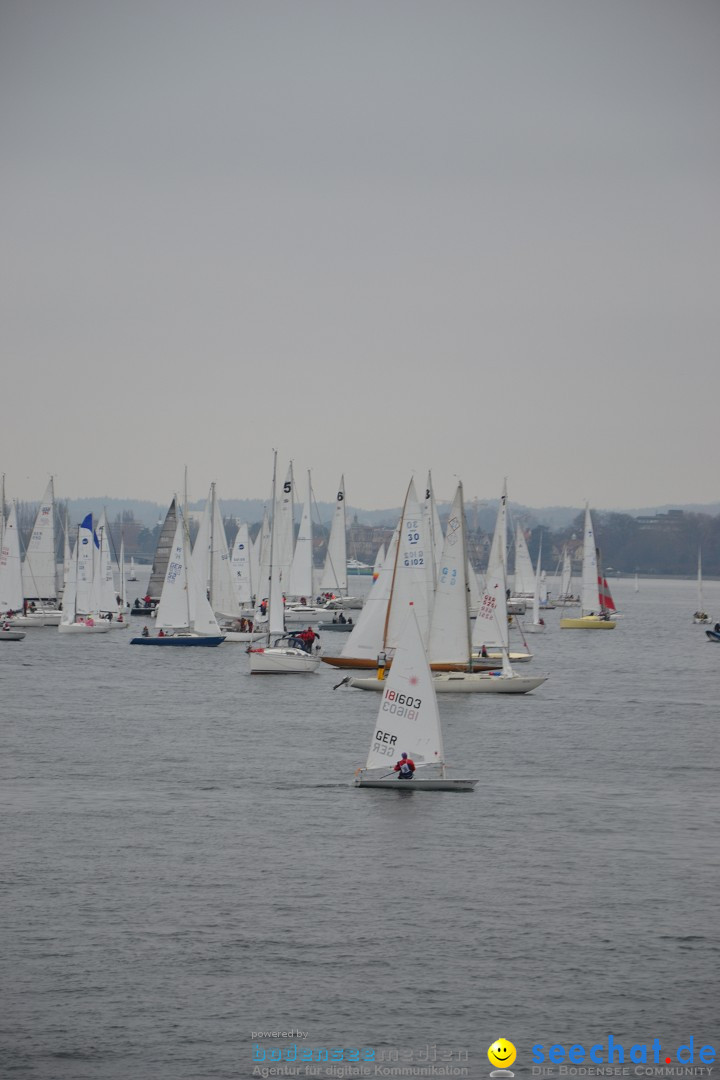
[298,626,319,653]
[394,752,416,780]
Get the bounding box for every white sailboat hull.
[349,672,547,694]
[473,650,532,663]
[1,629,26,641]
[248,646,321,674]
[58,621,111,634]
[10,611,62,627]
[354,777,477,792]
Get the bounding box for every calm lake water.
[2,575,719,1080]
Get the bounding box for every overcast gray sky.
[2,0,718,511]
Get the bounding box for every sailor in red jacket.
[393,752,416,780]
[297,626,319,653]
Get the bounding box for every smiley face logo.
[488,1039,517,1069]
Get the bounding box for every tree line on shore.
[10,502,719,579]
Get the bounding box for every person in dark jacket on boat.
[141,625,149,637]
[394,752,416,780]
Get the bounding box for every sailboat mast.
[458,481,474,669]
[209,481,216,606]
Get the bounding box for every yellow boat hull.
[560,615,616,629]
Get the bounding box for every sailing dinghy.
[560,505,616,629]
[693,550,711,624]
[354,605,478,792]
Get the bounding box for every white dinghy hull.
[354,777,477,792]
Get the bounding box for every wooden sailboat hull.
[354,777,477,792]
[321,655,499,672]
[560,616,616,629]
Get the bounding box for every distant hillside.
[54,495,720,531]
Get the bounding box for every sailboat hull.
[10,612,63,627]
[354,777,477,792]
[560,616,616,629]
[248,647,321,673]
[321,655,499,672]
[705,629,720,642]
[349,673,547,694]
[0,630,26,641]
[58,622,111,634]
[130,635,225,646]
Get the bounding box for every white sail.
[340,526,399,662]
[62,510,71,591]
[427,483,472,665]
[0,503,25,613]
[96,512,119,614]
[697,550,704,612]
[364,605,444,772]
[119,537,128,609]
[60,537,78,625]
[210,487,239,617]
[75,514,99,615]
[254,508,271,608]
[22,478,58,600]
[319,477,347,593]
[467,558,481,616]
[513,525,535,596]
[472,486,509,651]
[531,537,542,627]
[559,546,572,598]
[288,471,314,598]
[372,543,385,582]
[423,472,445,586]
[231,523,253,605]
[156,517,191,629]
[267,454,286,635]
[385,479,433,651]
[580,506,601,616]
[192,484,238,617]
[274,463,295,594]
[156,511,220,634]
